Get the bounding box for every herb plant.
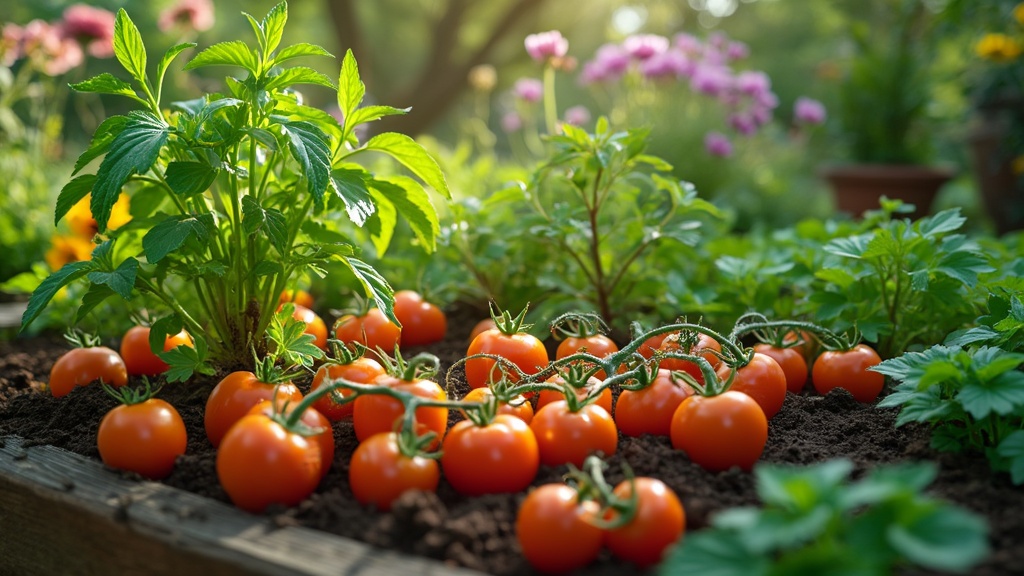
[18,3,449,374]
[660,459,989,575]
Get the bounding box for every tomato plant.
[393,289,447,347]
[97,383,186,480]
[284,303,328,351]
[119,325,193,377]
[812,344,884,402]
[335,307,401,355]
[465,306,549,389]
[605,477,685,568]
[349,432,440,511]
[49,333,127,398]
[716,352,788,419]
[441,414,539,496]
[615,369,694,437]
[657,332,722,382]
[309,348,385,421]
[753,343,808,394]
[552,313,620,379]
[516,483,604,574]
[670,390,768,472]
[461,386,534,424]
[204,367,302,448]
[352,354,448,446]
[530,399,617,468]
[248,399,334,479]
[536,374,612,415]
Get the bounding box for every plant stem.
[543,64,557,135]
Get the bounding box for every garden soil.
[1,310,1021,575]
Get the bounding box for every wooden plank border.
[0,436,484,576]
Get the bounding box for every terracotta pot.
[967,112,1024,236]
[820,164,955,220]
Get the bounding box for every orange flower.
[976,33,1023,62]
[65,193,131,238]
[45,234,94,271]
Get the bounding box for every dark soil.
[1,311,1022,575]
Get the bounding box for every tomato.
[784,329,818,361]
[97,398,187,480]
[349,432,440,511]
[49,346,128,398]
[754,343,809,394]
[638,331,674,359]
[530,400,617,468]
[716,352,788,419]
[462,386,534,424]
[657,332,722,383]
[441,415,539,496]
[605,477,685,568]
[353,376,448,447]
[615,369,695,437]
[812,344,885,403]
[670,391,768,472]
[536,375,612,415]
[279,288,314,309]
[393,290,447,347]
[465,328,549,389]
[469,318,497,342]
[335,308,401,355]
[216,413,322,513]
[247,400,334,479]
[204,371,303,448]
[556,334,619,379]
[286,304,328,350]
[119,326,193,377]
[516,484,604,574]
[309,357,386,421]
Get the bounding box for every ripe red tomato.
[462,386,534,424]
[556,334,619,379]
[279,288,314,309]
[204,371,303,448]
[615,369,695,437]
[335,308,401,355]
[754,343,809,394]
[441,414,539,496]
[605,477,686,568]
[784,329,818,361]
[657,333,722,382]
[49,346,128,398]
[309,357,386,421]
[352,376,448,447]
[120,326,194,377]
[349,432,440,511]
[516,483,604,574]
[469,318,497,342]
[247,400,334,479]
[465,328,549,389]
[716,352,788,419]
[97,398,187,479]
[536,375,612,415]
[812,344,885,402]
[638,330,674,359]
[393,290,447,347]
[530,400,617,468]
[670,391,768,472]
[286,303,328,350]
[216,413,322,513]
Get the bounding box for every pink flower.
[623,34,669,61]
[704,132,733,157]
[734,71,770,97]
[673,33,703,55]
[1,23,23,66]
[525,30,568,63]
[501,111,523,133]
[729,113,758,136]
[159,0,216,34]
[794,97,827,124]
[579,43,631,85]
[690,63,732,96]
[60,4,115,58]
[22,19,84,76]
[640,49,692,79]
[750,104,773,126]
[563,105,591,126]
[512,78,543,103]
[726,41,749,61]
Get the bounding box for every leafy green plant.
[811,208,993,357]
[660,459,989,575]
[945,289,1024,352]
[874,344,1024,484]
[18,3,448,374]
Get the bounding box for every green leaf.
[92,111,169,231]
[824,234,870,259]
[815,268,857,289]
[887,506,989,572]
[342,256,397,326]
[840,462,937,508]
[165,161,218,197]
[347,105,410,127]
[369,176,439,252]
[75,284,116,323]
[264,67,336,91]
[975,349,1024,381]
[755,460,852,509]
[917,208,966,238]
[331,167,375,226]
[241,196,288,253]
[113,9,147,82]
[996,430,1024,485]
[74,115,130,175]
[277,119,332,202]
[159,334,215,383]
[69,73,139,100]
[149,315,184,354]
[87,257,138,300]
[156,42,197,91]
[55,174,97,226]
[337,49,365,127]
[261,2,288,55]
[184,41,258,74]
[363,190,397,256]
[957,371,1024,419]
[658,531,770,576]
[273,43,333,65]
[935,250,994,287]
[360,132,450,198]
[142,213,215,262]
[20,261,93,331]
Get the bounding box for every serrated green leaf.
[861,229,901,260]
[241,196,289,253]
[69,73,139,100]
[20,261,93,331]
[934,250,995,287]
[276,119,332,202]
[343,256,397,326]
[165,161,218,196]
[824,235,870,259]
[264,66,336,91]
[251,260,284,277]
[331,167,375,226]
[957,373,1024,419]
[841,462,937,508]
[996,430,1024,485]
[943,326,1000,347]
[917,360,963,389]
[75,284,116,323]
[87,257,138,300]
[113,9,147,82]
[658,531,769,576]
[887,506,988,572]
[756,460,852,509]
[55,174,97,226]
[917,208,966,238]
[369,176,438,252]
[262,2,288,55]
[159,334,214,382]
[274,43,333,65]
[815,268,857,289]
[337,49,365,127]
[360,132,450,199]
[184,41,258,74]
[142,214,214,262]
[363,189,397,256]
[242,12,266,52]
[246,127,279,151]
[930,425,970,453]
[92,111,169,231]
[975,350,1024,381]
[74,115,130,175]
[348,105,410,127]
[149,315,184,354]
[156,42,196,91]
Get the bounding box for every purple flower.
[704,132,733,157]
[579,43,632,85]
[640,49,691,79]
[755,90,779,110]
[563,105,591,126]
[750,104,773,126]
[159,0,216,34]
[726,41,749,61]
[729,113,758,136]
[501,111,523,133]
[690,63,732,96]
[623,34,669,61]
[525,30,568,62]
[734,71,770,97]
[673,33,703,55]
[512,78,543,103]
[59,4,115,58]
[1,23,22,66]
[794,97,827,124]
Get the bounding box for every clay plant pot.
[967,111,1024,236]
[820,164,955,220]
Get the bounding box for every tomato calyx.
[63,329,103,349]
[550,311,609,340]
[489,302,533,336]
[379,349,440,383]
[101,379,162,406]
[565,456,640,531]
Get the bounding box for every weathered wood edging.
[0,436,485,576]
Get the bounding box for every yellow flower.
[1015,3,1024,26]
[1012,155,1024,176]
[65,193,132,238]
[45,234,94,271]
